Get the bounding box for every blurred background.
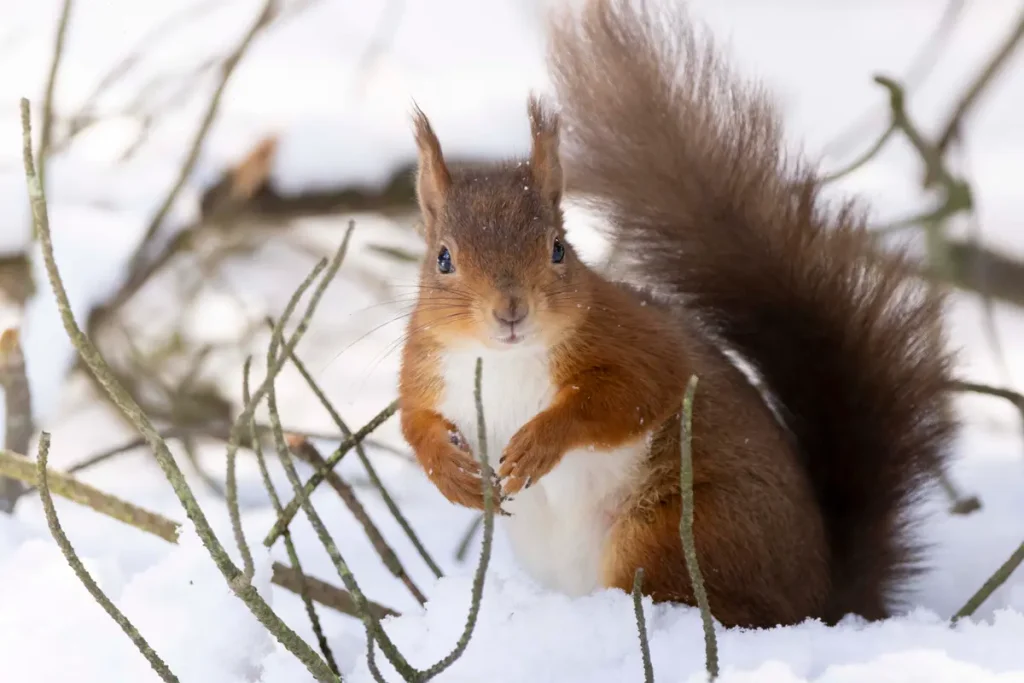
[0,0,1023,678]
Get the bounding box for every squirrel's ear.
[411,104,452,226]
[527,95,563,208]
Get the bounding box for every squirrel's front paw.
[499,421,562,496]
[424,443,506,513]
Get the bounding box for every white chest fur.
[437,344,647,596]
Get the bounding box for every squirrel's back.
[548,0,957,620]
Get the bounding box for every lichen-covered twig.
[264,399,399,546]
[0,447,179,541]
[0,443,395,619]
[953,540,1024,622]
[34,0,74,204]
[263,313,419,682]
[632,568,654,683]
[35,432,179,681]
[0,328,35,512]
[287,434,427,605]
[282,344,441,581]
[454,513,483,563]
[679,375,718,680]
[244,361,338,676]
[21,96,337,683]
[419,357,495,681]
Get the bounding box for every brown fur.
[548,0,957,622]
[397,0,956,628]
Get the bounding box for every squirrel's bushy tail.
[548,0,956,621]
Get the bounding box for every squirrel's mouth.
[495,331,523,345]
[492,323,527,346]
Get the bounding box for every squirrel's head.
[409,96,589,351]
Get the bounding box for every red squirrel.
[397,0,956,628]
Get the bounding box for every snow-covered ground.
[1,0,1023,681]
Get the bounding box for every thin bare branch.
[953,540,1024,622]
[951,379,1024,444]
[264,309,419,681]
[35,0,74,204]
[21,95,337,683]
[679,375,718,680]
[244,361,338,675]
[0,444,398,621]
[123,0,281,286]
[287,435,427,605]
[35,432,179,681]
[282,344,441,579]
[419,357,495,681]
[932,8,1024,164]
[632,568,654,683]
[264,399,399,546]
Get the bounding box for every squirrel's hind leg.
[599,491,828,629]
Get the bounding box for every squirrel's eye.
[437,246,454,274]
[551,238,566,264]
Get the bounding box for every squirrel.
[397,0,957,629]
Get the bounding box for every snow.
[1,0,1024,681]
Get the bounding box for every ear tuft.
[411,103,452,225]
[527,94,563,207]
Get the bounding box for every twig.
[264,310,419,681]
[122,0,281,287]
[282,344,441,579]
[35,432,179,681]
[932,9,1024,167]
[264,400,399,546]
[0,328,35,512]
[679,375,718,680]
[287,435,427,605]
[0,447,178,541]
[952,540,1024,622]
[632,568,654,683]
[35,0,74,206]
[950,379,1024,445]
[271,562,398,620]
[820,0,966,160]
[454,514,483,563]
[244,361,338,675]
[419,357,495,681]
[821,123,895,184]
[228,360,256,580]
[0,445,398,620]
[21,96,337,683]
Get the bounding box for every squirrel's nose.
[493,296,528,326]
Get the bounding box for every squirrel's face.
[409,97,588,351]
